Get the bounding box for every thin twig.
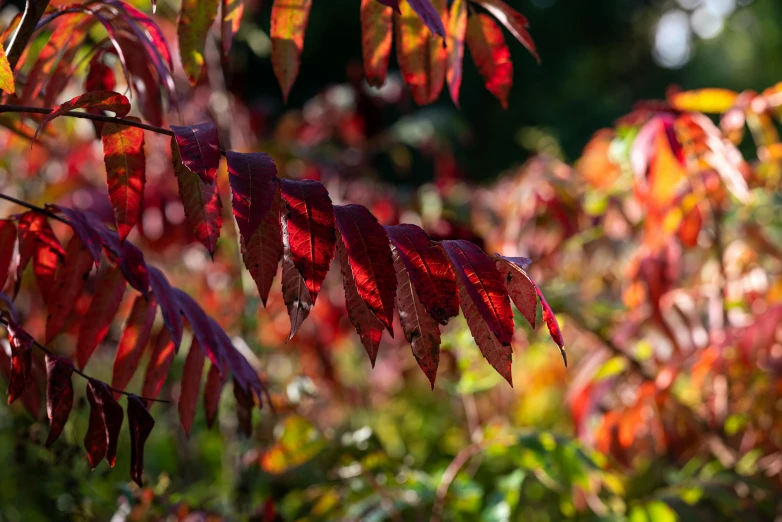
[0,192,68,224]
[0,316,168,403]
[5,0,50,71]
[430,442,485,522]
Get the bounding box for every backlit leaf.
[494,255,537,328]
[46,235,95,343]
[179,338,206,437]
[0,44,14,94]
[34,91,131,142]
[281,210,313,339]
[102,121,146,241]
[141,328,176,401]
[178,0,220,84]
[172,138,223,256]
[466,13,513,108]
[408,0,446,37]
[446,0,468,105]
[170,122,222,185]
[334,204,396,333]
[474,0,539,62]
[535,284,566,367]
[127,394,155,487]
[76,267,127,369]
[271,0,313,102]
[5,317,34,405]
[396,0,447,105]
[44,354,74,447]
[221,0,245,55]
[361,0,394,87]
[112,294,157,394]
[85,379,123,468]
[226,151,278,241]
[241,191,283,307]
[33,243,60,301]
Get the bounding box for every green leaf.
[178,0,220,85]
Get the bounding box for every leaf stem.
[0,316,168,404]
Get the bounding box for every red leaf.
[281,211,313,340]
[280,179,336,303]
[392,246,441,388]
[85,56,116,93]
[102,121,146,241]
[5,317,34,404]
[441,240,514,385]
[361,0,394,87]
[270,0,312,102]
[210,317,263,403]
[179,337,206,437]
[446,0,468,105]
[535,284,566,367]
[203,363,224,429]
[242,191,283,307]
[337,235,385,366]
[44,354,74,447]
[76,267,127,370]
[396,0,448,105]
[16,212,63,291]
[233,378,254,437]
[178,0,220,84]
[142,328,176,401]
[34,91,131,142]
[227,151,278,241]
[172,138,222,255]
[33,244,60,301]
[466,13,513,109]
[0,219,15,290]
[46,235,95,343]
[474,0,539,62]
[127,394,155,487]
[221,0,245,55]
[51,206,103,266]
[112,294,157,393]
[114,1,174,70]
[170,123,222,185]
[334,204,396,333]
[494,255,537,328]
[175,289,224,373]
[85,379,124,468]
[384,224,457,324]
[148,267,184,351]
[408,0,446,37]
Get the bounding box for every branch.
[4,0,50,71]
[430,442,485,522]
[0,192,68,224]
[0,316,168,404]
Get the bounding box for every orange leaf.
[361,0,394,87]
[668,88,738,114]
[446,0,468,105]
[395,0,447,106]
[34,91,131,143]
[466,13,512,108]
[0,44,14,94]
[474,0,539,62]
[271,0,313,102]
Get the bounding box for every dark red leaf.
[34,91,131,142]
[141,328,176,401]
[334,204,396,333]
[172,138,222,256]
[76,267,127,370]
[175,289,223,373]
[241,190,283,307]
[170,123,221,185]
[466,13,513,109]
[227,151,278,241]
[127,394,155,486]
[535,284,566,367]
[233,378,253,437]
[361,0,393,87]
[384,224,458,324]
[474,0,539,62]
[46,235,94,343]
[494,254,537,328]
[279,179,336,304]
[392,246,441,388]
[337,235,385,366]
[210,316,263,403]
[51,206,103,266]
[0,219,15,290]
[148,267,184,351]
[179,337,206,437]
[44,354,74,447]
[281,211,313,340]
[112,294,157,393]
[441,240,514,385]
[203,363,224,429]
[5,317,34,404]
[85,379,124,468]
[102,120,146,241]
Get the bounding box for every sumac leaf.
[203,363,224,429]
[34,91,131,142]
[102,121,146,241]
[384,224,457,324]
[172,138,222,256]
[270,0,312,102]
[46,235,94,343]
[361,0,393,87]
[446,0,468,105]
[85,55,116,93]
[466,13,513,108]
[76,267,127,370]
[5,318,34,404]
[141,328,176,400]
[396,0,447,106]
[51,206,103,266]
[392,246,441,388]
[0,220,15,290]
[227,151,278,241]
[280,179,336,304]
[33,244,60,301]
[85,379,124,468]
[242,191,283,307]
[178,0,220,84]
[535,284,566,367]
[44,354,74,447]
[16,212,63,292]
[221,0,245,55]
[148,267,184,350]
[473,0,539,62]
[210,317,263,403]
[337,235,385,366]
[127,394,155,487]
[281,210,313,339]
[112,294,157,393]
[170,122,221,185]
[494,255,536,328]
[334,205,396,333]
[0,44,14,94]
[178,337,206,437]
[175,289,223,372]
[441,240,514,385]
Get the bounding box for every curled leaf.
[281,210,313,340]
[34,91,131,142]
[535,284,566,367]
[474,0,539,62]
[44,354,74,447]
[127,394,155,486]
[494,254,537,328]
[5,318,34,405]
[466,13,513,108]
[85,379,124,468]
